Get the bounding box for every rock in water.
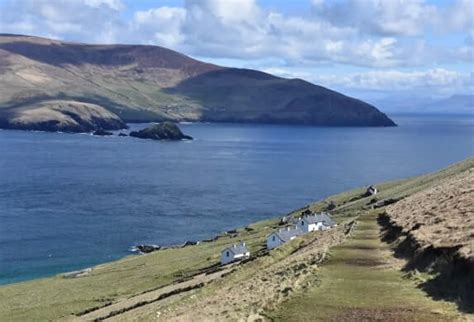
[92,128,113,136]
[129,122,193,141]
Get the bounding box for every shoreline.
[0,157,473,321]
[1,157,473,287]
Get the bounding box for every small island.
[129,122,193,141]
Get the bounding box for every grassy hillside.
[0,34,395,128]
[267,211,463,321]
[0,157,472,321]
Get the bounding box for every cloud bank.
[0,0,472,104]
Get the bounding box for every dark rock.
[92,128,113,136]
[325,200,337,210]
[202,235,219,243]
[374,198,402,208]
[181,240,199,247]
[135,244,161,253]
[367,197,378,205]
[129,122,193,141]
[118,132,128,137]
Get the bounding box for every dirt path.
[63,221,352,321]
[268,212,468,321]
[119,223,353,321]
[69,212,469,321]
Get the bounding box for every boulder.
[129,122,193,141]
[135,244,161,253]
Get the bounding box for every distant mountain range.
[373,94,473,115]
[424,95,473,114]
[0,34,395,132]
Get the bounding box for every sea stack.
[129,122,193,141]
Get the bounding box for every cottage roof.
[301,212,336,226]
[272,227,304,242]
[222,243,249,255]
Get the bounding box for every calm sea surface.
[0,114,473,284]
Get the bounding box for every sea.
[0,114,473,285]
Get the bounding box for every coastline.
[1,157,473,321]
[2,156,473,287]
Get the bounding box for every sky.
[0,0,473,109]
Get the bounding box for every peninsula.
[0,34,396,133]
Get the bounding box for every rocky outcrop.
[0,100,127,133]
[129,122,193,141]
[134,245,161,254]
[93,128,113,136]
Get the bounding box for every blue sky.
[0,0,472,109]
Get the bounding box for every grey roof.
[222,243,249,255]
[272,227,304,242]
[301,212,336,226]
[320,212,336,226]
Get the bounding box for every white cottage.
[297,212,336,232]
[267,226,304,250]
[220,242,250,265]
[367,185,378,195]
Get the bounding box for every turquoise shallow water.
[0,114,473,285]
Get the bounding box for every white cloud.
[1,0,471,69]
[438,0,474,33]
[0,0,472,100]
[132,7,186,48]
[313,68,474,94]
[84,0,124,11]
[311,0,437,36]
[128,0,411,68]
[0,0,124,43]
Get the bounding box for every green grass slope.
[266,212,463,321]
[0,157,472,321]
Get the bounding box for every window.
[272,236,275,241]
[301,221,304,226]
[226,251,230,257]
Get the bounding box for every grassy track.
[266,211,465,321]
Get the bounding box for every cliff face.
[0,34,396,131]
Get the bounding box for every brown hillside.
[0,34,396,129]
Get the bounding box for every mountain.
[424,95,474,114]
[372,94,473,114]
[0,34,395,131]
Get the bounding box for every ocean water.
[0,114,473,285]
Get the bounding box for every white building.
[267,226,304,250]
[221,242,250,265]
[367,185,378,195]
[297,212,336,233]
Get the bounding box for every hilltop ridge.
[0,34,395,131]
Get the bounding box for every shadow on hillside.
[377,213,474,313]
